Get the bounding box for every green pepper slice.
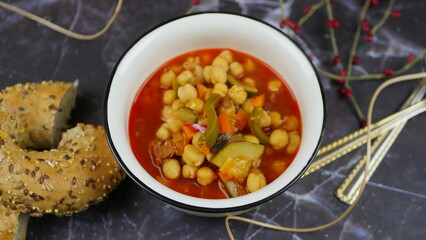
[203,93,222,148]
[227,75,258,93]
[249,106,270,145]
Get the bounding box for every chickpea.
[244,135,260,144]
[269,129,289,150]
[177,70,194,85]
[269,111,284,128]
[191,132,204,148]
[186,98,204,114]
[246,172,266,193]
[286,131,301,154]
[177,83,198,103]
[218,103,236,115]
[283,115,299,131]
[162,159,181,179]
[242,99,254,113]
[182,144,205,166]
[183,56,200,70]
[182,164,198,179]
[212,56,229,72]
[162,106,171,119]
[212,83,228,97]
[160,70,176,88]
[171,99,184,110]
[229,61,244,76]
[228,85,247,105]
[163,90,176,105]
[156,126,172,140]
[202,65,213,83]
[193,65,204,81]
[242,77,256,88]
[219,50,233,63]
[167,118,184,133]
[244,59,256,72]
[272,160,287,173]
[259,110,272,128]
[268,80,282,92]
[197,167,216,186]
[210,65,227,84]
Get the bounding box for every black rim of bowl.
[103,12,327,214]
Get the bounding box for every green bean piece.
[227,74,258,93]
[249,107,270,145]
[203,93,222,148]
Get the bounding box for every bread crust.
[0,204,19,240]
[0,81,77,149]
[0,111,125,216]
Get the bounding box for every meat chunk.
[150,140,185,165]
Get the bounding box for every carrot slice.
[196,83,207,100]
[218,114,234,135]
[252,94,265,107]
[218,171,233,181]
[235,109,249,130]
[182,125,197,141]
[199,145,211,154]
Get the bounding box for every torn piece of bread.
[0,81,77,149]
[0,204,29,240]
[0,110,125,216]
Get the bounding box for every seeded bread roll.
[0,110,125,217]
[0,81,77,149]
[0,205,29,240]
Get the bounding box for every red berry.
[192,0,200,5]
[371,0,379,6]
[391,11,401,18]
[339,70,347,76]
[337,79,345,85]
[308,55,314,61]
[365,33,373,42]
[332,0,339,3]
[362,19,370,32]
[407,53,415,63]
[293,25,301,34]
[327,20,340,28]
[382,69,394,76]
[286,19,296,29]
[360,119,367,128]
[279,19,286,29]
[339,87,348,95]
[353,55,361,65]
[345,89,353,98]
[303,6,312,15]
[332,56,341,66]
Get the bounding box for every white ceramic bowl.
[104,13,325,217]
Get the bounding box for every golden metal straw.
[303,96,426,178]
[336,78,426,204]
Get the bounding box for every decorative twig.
[317,49,426,81]
[278,0,286,19]
[371,0,396,34]
[325,0,340,59]
[297,0,325,26]
[186,0,202,14]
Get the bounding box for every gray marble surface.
[1,0,425,239]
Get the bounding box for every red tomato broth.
[129,48,301,199]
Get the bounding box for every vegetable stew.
[129,49,301,199]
